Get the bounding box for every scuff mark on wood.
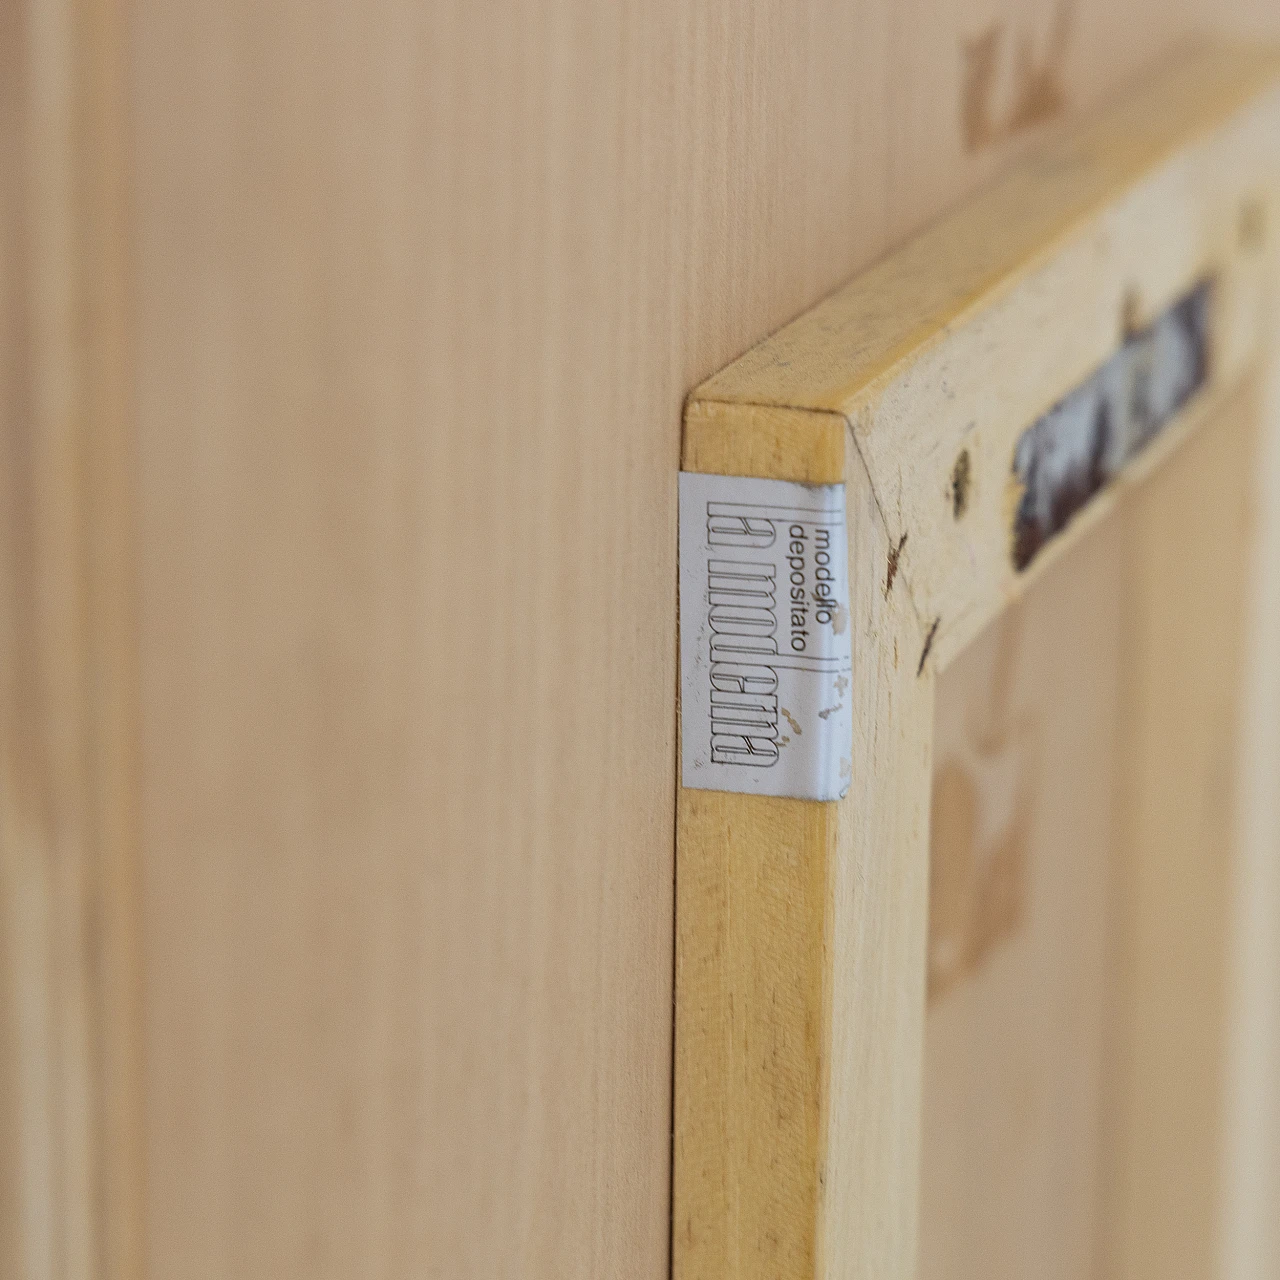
[1012,278,1211,570]
[961,26,1003,150]
[928,610,1035,1002]
[885,532,908,596]
[917,617,940,677]
[961,0,1074,152]
[951,450,972,519]
[1239,196,1267,253]
[928,759,1032,1001]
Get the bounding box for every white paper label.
[679,471,853,800]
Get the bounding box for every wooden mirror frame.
[674,45,1280,1280]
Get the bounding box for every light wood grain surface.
[4,2,1280,1278]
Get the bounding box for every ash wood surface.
[4,4,1280,1280]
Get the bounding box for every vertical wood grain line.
[80,0,146,1275]
[4,1,100,1273]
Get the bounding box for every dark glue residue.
[1012,280,1211,570]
